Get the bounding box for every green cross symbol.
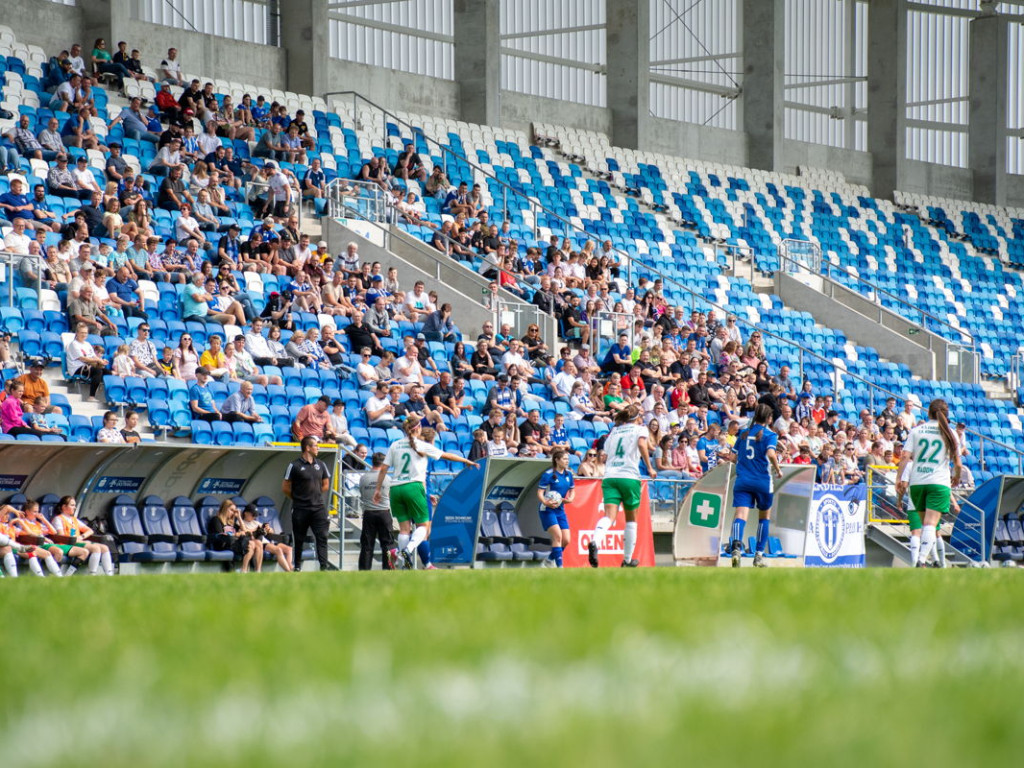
[689,492,722,529]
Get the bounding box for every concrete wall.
[783,141,875,188]
[774,272,943,381]
[2,0,82,59]
[646,118,746,166]
[323,59,460,118]
[501,91,611,137]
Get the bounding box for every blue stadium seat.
[109,494,176,563]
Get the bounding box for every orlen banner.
[562,478,655,568]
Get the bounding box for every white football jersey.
[385,438,444,486]
[603,423,646,480]
[905,421,952,486]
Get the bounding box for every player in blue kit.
[728,403,784,568]
[537,447,575,568]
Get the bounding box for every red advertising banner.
[562,478,656,568]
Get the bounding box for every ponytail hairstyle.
[928,398,957,456]
[614,403,640,426]
[738,403,775,445]
[56,496,74,516]
[403,415,426,457]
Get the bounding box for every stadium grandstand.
[1,0,1024,572]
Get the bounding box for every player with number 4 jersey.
[728,403,784,568]
[897,398,960,568]
[591,404,657,568]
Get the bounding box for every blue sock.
[731,518,746,548]
[417,540,431,566]
[551,546,563,567]
[756,518,770,554]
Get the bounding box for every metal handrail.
[319,92,1024,474]
[775,244,976,351]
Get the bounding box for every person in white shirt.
[338,242,361,277]
[67,43,87,76]
[499,339,533,377]
[174,204,206,247]
[619,288,636,314]
[365,382,397,428]
[72,157,102,195]
[552,361,580,403]
[159,47,185,86]
[394,345,423,391]
[4,218,31,255]
[403,281,435,321]
[263,162,293,219]
[355,346,379,388]
[328,400,357,448]
[150,138,185,174]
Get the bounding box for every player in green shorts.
[375,416,478,569]
[897,398,961,567]
[897,460,947,568]
[591,405,657,568]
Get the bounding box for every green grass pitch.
[3,569,1024,767]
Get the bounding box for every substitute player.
[375,416,478,570]
[537,447,575,568]
[0,505,56,577]
[897,398,960,567]
[728,403,783,568]
[589,404,657,568]
[51,495,115,576]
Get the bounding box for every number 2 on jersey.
[916,438,941,464]
[399,453,411,474]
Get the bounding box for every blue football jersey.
[735,425,778,484]
[538,468,574,511]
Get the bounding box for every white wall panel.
[328,0,453,80]
[138,0,270,44]
[500,0,606,107]
[1009,21,1024,173]
[649,0,739,128]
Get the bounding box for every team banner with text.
[804,483,866,568]
[562,478,655,568]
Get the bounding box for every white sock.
[934,533,945,567]
[62,559,77,576]
[45,555,62,576]
[29,557,45,577]
[593,516,612,549]
[407,525,427,554]
[908,534,921,567]
[919,527,936,565]
[88,552,101,574]
[623,521,638,562]
[397,533,410,552]
[3,552,17,577]
[100,550,114,576]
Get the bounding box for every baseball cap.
[317,241,327,248]
[264,161,277,169]
[799,392,812,399]
[228,222,240,231]
[416,333,426,340]
[371,275,383,282]
[28,358,44,368]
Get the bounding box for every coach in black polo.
[282,435,334,572]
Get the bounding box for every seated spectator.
[199,334,233,380]
[421,303,457,343]
[182,272,246,326]
[95,410,126,443]
[293,395,338,442]
[106,266,148,320]
[68,282,117,336]
[62,107,103,151]
[188,367,222,422]
[365,381,397,429]
[239,504,292,571]
[1,380,50,438]
[328,400,357,448]
[5,115,47,162]
[302,158,326,201]
[208,499,260,572]
[253,124,285,161]
[229,335,280,386]
[18,360,61,415]
[221,381,263,425]
[244,318,291,367]
[359,156,390,189]
[158,166,193,211]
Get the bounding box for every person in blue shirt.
[697,422,722,474]
[727,403,783,568]
[537,448,575,568]
[302,158,326,200]
[188,367,222,422]
[549,413,570,451]
[601,332,632,374]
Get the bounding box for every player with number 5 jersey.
[375,416,479,569]
[897,398,960,567]
[590,404,657,568]
[727,403,784,568]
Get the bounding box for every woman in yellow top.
[199,335,233,381]
[0,504,63,577]
[51,496,115,576]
